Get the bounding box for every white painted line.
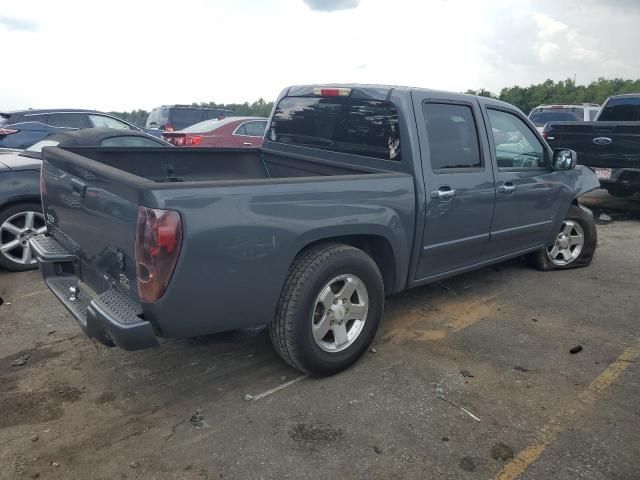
[246,375,308,401]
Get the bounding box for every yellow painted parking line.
[493,343,640,480]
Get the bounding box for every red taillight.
[313,87,352,97]
[135,207,182,302]
[186,135,202,146]
[0,128,18,136]
[165,134,201,147]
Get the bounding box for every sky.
[1,0,639,112]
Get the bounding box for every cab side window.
[423,103,482,170]
[487,109,547,169]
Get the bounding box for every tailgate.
[40,146,142,298]
[546,121,640,169]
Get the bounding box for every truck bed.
[38,145,415,344]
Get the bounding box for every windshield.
[529,109,582,127]
[598,97,640,121]
[269,96,401,161]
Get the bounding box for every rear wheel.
[530,204,597,271]
[269,243,384,375]
[0,203,46,271]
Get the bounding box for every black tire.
[0,202,44,272]
[530,204,597,271]
[269,243,384,376]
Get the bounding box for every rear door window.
[171,108,202,129]
[423,103,482,170]
[47,113,89,128]
[21,114,49,124]
[269,96,401,161]
[241,121,267,137]
[89,115,132,129]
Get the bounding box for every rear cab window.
[529,108,583,127]
[269,96,401,161]
[598,97,640,121]
[171,108,202,129]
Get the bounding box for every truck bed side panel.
[142,174,415,338]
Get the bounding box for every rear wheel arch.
[290,234,397,295]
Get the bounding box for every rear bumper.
[592,167,640,192]
[29,234,159,350]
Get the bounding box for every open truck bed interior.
[61,146,380,184]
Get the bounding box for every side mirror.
[553,149,577,170]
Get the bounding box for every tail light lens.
[186,135,202,146]
[135,207,182,302]
[164,134,202,147]
[0,128,18,136]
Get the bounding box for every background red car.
[162,116,268,147]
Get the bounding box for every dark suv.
[146,105,235,131]
[0,109,159,150]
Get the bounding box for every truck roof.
[284,83,520,112]
[606,93,640,100]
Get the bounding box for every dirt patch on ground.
[289,422,344,448]
[0,382,82,428]
[383,295,497,343]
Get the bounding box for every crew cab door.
[412,93,496,280]
[481,105,564,256]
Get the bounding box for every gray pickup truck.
[31,84,599,375]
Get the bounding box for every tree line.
[110,98,274,127]
[111,78,640,126]
[466,77,640,114]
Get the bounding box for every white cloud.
[0,0,638,112]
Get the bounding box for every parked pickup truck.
[31,84,599,375]
[544,93,640,197]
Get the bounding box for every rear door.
[412,92,496,280]
[482,105,563,256]
[234,120,267,147]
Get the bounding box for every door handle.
[70,178,87,198]
[430,187,456,200]
[243,142,252,146]
[498,182,517,194]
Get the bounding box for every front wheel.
[530,204,597,271]
[269,243,384,375]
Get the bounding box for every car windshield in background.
[269,96,401,161]
[529,110,582,127]
[182,119,223,133]
[598,97,640,121]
